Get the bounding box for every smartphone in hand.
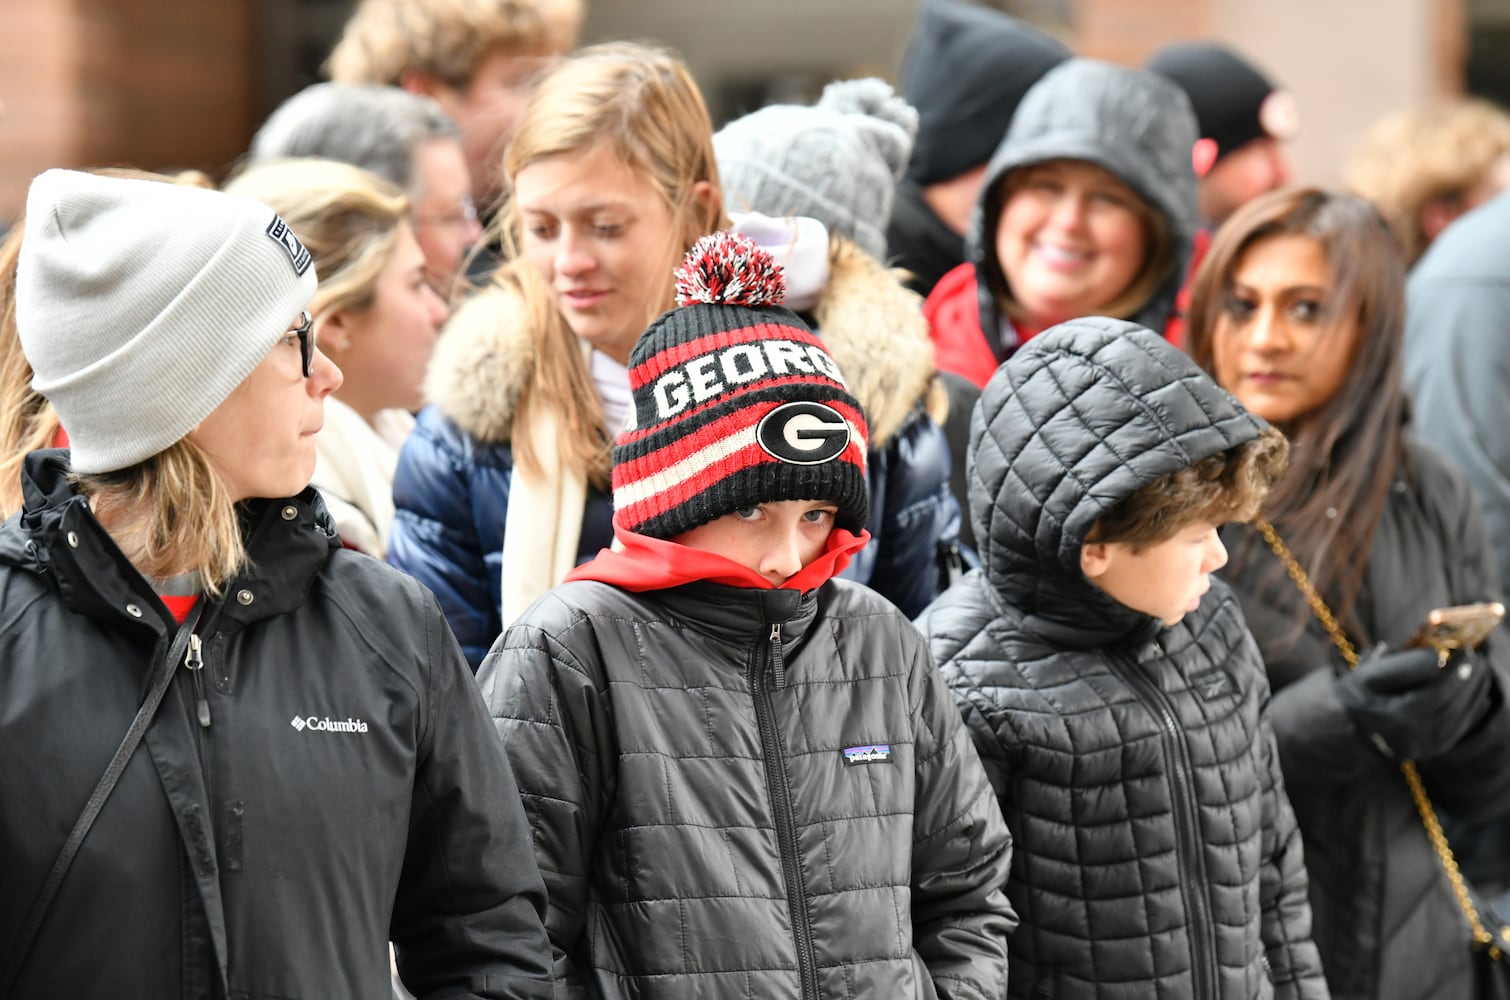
[1405,602,1506,665]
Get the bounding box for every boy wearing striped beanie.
[477,232,1015,998]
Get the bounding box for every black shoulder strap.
[0,605,204,997]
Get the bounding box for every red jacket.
[924,250,1206,389]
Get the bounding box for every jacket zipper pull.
[769,623,785,689]
[185,633,211,728]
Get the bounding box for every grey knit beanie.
[15,169,318,474]
[714,78,918,261]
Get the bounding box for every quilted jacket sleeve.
[478,599,614,999]
[1254,695,1330,999]
[865,409,963,618]
[906,627,1017,1000]
[390,588,554,999]
[389,406,506,671]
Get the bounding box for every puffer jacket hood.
[970,317,1266,645]
[966,58,1200,345]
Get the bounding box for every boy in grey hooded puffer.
[916,318,1329,999]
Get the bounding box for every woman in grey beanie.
[0,169,553,998]
[714,78,966,613]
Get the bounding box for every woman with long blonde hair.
[388,41,724,667]
[225,158,447,556]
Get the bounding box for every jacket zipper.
[183,597,229,844]
[1116,651,1218,999]
[750,623,818,999]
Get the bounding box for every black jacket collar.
[3,449,340,637]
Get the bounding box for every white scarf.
[311,399,412,557]
[498,343,595,627]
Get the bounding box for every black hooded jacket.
[916,320,1329,999]
[1218,438,1510,1000]
[0,451,553,998]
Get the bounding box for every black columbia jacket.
[0,451,553,998]
[916,319,1329,999]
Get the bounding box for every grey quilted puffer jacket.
[479,576,1016,999]
[916,319,1330,999]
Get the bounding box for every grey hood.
[969,317,1266,646]
[966,58,1200,350]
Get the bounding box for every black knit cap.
[901,0,1070,186]
[1146,42,1298,169]
[612,232,870,540]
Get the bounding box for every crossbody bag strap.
[0,604,205,998]
[1255,517,1504,955]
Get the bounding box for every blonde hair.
[988,160,1173,328]
[0,224,52,517]
[224,158,409,320]
[495,41,725,486]
[72,438,247,595]
[0,168,213,518]
[326,0,582,88]
[1345,98,1510,266]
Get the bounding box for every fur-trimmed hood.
[424,238,944,449]
[423,273,535,445]
[812,236,946,448]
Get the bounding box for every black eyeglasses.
[288,309,316,377]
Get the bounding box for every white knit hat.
[15,169,318,474]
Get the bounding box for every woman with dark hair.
[1186,185,1510,1000]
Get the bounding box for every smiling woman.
[924,57,1198,389]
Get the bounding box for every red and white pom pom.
[674,231,786,308]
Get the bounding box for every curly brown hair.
[1087,427,1289,550]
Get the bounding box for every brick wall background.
[0,0,1483,222]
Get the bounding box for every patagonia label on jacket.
[1191,669,1236,702]
[290,715,368,733]
[842,743,892,765]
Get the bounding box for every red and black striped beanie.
[612,231,870,540]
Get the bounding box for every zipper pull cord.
[185,633,211,728]
[770,623,785,689]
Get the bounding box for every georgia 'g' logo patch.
[756,401,851,466]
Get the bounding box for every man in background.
[1147,41,1298,228]
[249,82,480,300]
[886,0,1068,297]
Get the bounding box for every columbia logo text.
[290,715,368,734]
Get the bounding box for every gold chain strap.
[1255,517,1505,956]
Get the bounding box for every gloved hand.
[1336,645,1494,761]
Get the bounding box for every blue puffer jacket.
[391,239,958,669]
[389,407,614,669]
[809,237,960,618]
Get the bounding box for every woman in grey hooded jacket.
[924,58,1200,388]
